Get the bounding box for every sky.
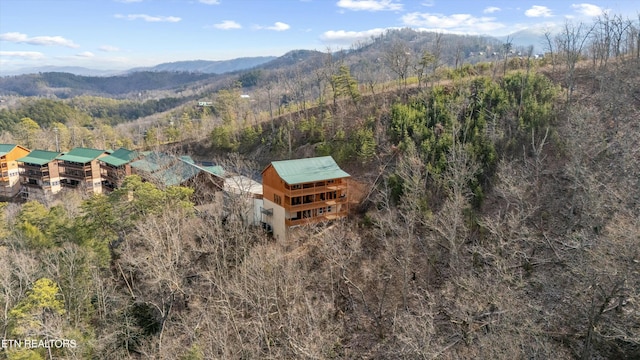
[0,0,637,72]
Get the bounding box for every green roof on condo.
[58,147,106,163]
[17,150,60,165]
[100,148,138,167]
[0,144,27,156]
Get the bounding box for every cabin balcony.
[283,181,347,196]
[60,168,95,181]
[20,168,51,181]
[100,169,125,184]
[283,197,347,212]
[285,211,347,227]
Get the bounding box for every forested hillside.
[0,71,219,98]
[1,18,639,359]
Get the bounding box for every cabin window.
[274,194,282,205]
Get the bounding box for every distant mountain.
[259,50,324,70]
[0,66,123,77]
[497,26,560,54]
[130,56,277,74]
[1,56,278,77]
[0,30,523,99]
[0,71,219,97]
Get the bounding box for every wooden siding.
[262,163,349,233]
[0,146,30,197]
[1,146,30,182]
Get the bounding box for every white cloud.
[0,32,79,48]
[321,27,391,44]
[483,6,501,14]
[99,45,120,52]
[266,22,290,31]
[76,51,95,58]
[421,0,435,6]
[336,0,403,12]
[199,0,220,4]
[0,51,45,60]
[0,32,29,42]
[571,3,605,17]
[401,12,505,34]
[525,5,553,18]
[114,14,181,22]
[214,20,242,30]
[115,0,144,3]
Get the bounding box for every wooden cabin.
[261,156,349,240]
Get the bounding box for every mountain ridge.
[0,56,278,77]
[2,26,558,78]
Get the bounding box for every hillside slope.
[178,58,640,358]
[0,30,638,358]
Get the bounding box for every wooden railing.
[284,197,347,212]
[284,182,347,196]
[285,211,347,227]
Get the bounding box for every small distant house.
[99,147,139,192]
[261,156,350,240]
[0,144,30,198]
[57,147,109,194]
[17,150,62,201]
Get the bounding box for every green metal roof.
[201,165,225,177]
[153,160,201,186]
[130,152,225,186]
[17,150,60,165]
[100,148,138,167]
[144,158,224,187]
[180,155,194,164]
[130,152,173,173]
[58,147,106,163]
[0,144,19,156]
[268,156,350,184]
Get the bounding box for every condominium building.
[99,147,139,192]
[0,144,30,198]
[17,150,62,201]
[57,147,109,195]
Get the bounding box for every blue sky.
[0,0,637,72]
